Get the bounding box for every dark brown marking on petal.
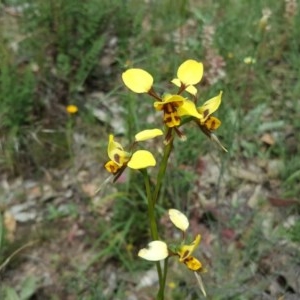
[164,103,178,114]
[184,257,192,263]
[171,104,177,112]
[182,250,189,260]
[173,101,182,107]
[164,116,172,124]
[203,109,209,118]
[114,154,120,164]
[164,104,172,114]
[211,120,216,130]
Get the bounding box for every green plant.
[0,64,35,130]
[0,276,38,300]
[103,59,226,299]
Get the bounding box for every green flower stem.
[142,170,159,240]
[160,258,169,297]
[153,137,174,206]
[142,170,164,299]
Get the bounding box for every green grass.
[1,0,300,299]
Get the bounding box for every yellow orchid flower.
[107,134,131,167]
[138,209,204,271]
[197,91,222,128]
[138,208,206,295]
[104,132,161,177]
[122,68,153,93]
[178,235,201,266]
[194,91,227,152]
[168,210,204,272]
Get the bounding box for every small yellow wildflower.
[244,57,256,64]
[168,281,176,289]
[197,91,223,131]
[66,104,78,114]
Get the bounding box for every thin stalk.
[143,170,159,240]
[162,257,169,287]
[153,137,174,205]
[142,170,164,299]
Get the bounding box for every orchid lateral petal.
[138,241,169,261]
[135,129,163,142]
[127,150,156,169]
[178,234,201,261]
[122,68,153,93]
[185,85,198,96]
[171,78,198,95]
[198,91,222,121]
[177,100,204,119]
[177,60,204,86]
[171,78,181,88]
[168,209,189,232]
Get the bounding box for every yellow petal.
[178,234,201,261]
[127,150,156,169]
[107,135,130,166]
[177,60,203,86]
[135,129,163,142]
[168,209,189,231]
[198,91,222,121]
[138,241,169,261]
[185,85,198,96]
[122,68,153,93]
[177,100,204,119]
[171,78,181,88]
[66,104,78,114]
[171,78,198,95]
